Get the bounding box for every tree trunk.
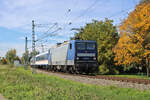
[146,59,150,77]
[146,67,149,77]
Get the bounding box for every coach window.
[70,43,72,49]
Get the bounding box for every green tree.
[71,28,84,40]
[15,56,21,63]
[72,19,119,74]
[28,50,39,62]
[21,51,29,64]
[5,49,17,64]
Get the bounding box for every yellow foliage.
[114,2,150,66]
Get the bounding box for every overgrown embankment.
[0,65,150,100]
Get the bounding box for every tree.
[72,19,119,74]
[5,49,17,64]
[113,2,150,76]
[70,28,84,40]
[0,57,8,65]
[21,51,29,65]
[140,0,150,4]
[28,50,39,62]
[15,56,21,63]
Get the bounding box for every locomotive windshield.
[77,43,86,50]
[76,42,96,50]
[87,43,96,50]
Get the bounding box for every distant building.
[14,60,22,66]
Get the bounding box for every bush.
[99,64,119,75]
[99,64,109,74]
[0,58,8,65]
[123,63,141,74]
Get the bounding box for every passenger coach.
[31,40,98,74]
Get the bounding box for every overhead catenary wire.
[34,7,72,45]
[35,22,58,37]
[57,0,102,40]
[108,7,133,19]
[70,6,134,31]
[36,27,62,42]
[29,1,136,54]
[60,8,72,31]
[28,20,61,55]
[73,0,100,21]
[60,0,100,29]
[38,23,58,38]
[75,1,134,24]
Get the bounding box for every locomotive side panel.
[35,52,49,66]
[50,44,69,65]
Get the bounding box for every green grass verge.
[0,65,150,100]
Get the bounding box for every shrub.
[0,58,8,65]
[99,64,119,75]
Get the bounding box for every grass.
[0,65,150,100]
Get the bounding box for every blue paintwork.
[34,40,97,66]
[75,40,97,62]
[67,40,76,60]
[66,40,97,62]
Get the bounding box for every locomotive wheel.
[63,66,68,73]
[74,67,79,74]
[49,65,53,71]
[69,66,73,74]
[53,66,56,72]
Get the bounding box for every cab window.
[87,43,96,50]
[77,43,86,50]
[69,43,72,49]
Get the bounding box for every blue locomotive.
[31,40,98,74]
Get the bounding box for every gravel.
[0,94,6,100]
[36,69,150,91]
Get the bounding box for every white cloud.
[0,0,139,57]
[0,0,90,29]
[0,0,136,32]
[0,43,25,57]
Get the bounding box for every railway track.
[35,68,150,85]
[81,75,150,85]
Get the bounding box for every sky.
[0,0,140,57]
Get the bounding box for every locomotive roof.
[35,40,97,57]
[51,41,69,49]
[50,40,96,49]
[74,40,96,43]
[35,51,48,57]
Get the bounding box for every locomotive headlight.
[93,57,96,60]
[76,57,79,60]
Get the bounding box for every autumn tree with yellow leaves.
[140,0,150,3]
[113,2,150,76]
